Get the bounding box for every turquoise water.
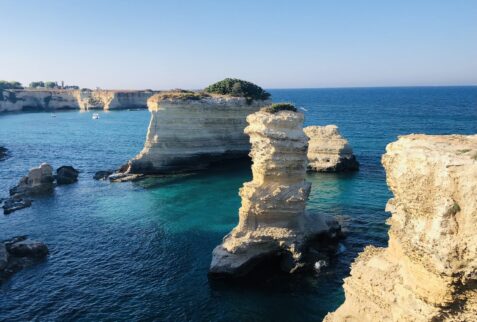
[0,87,476,321]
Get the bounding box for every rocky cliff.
[127,91,270,174]
[304,125,359,172]
[209,107,338,277]
[325,134,477,322]
[0,89,155,112]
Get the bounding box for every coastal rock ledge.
[304,125,359,172]
[126,91,270,174]
[325,134,477,322]
[209,107,340,277]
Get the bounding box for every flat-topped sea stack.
[209,104,340,277]
[325,134,477,321]
[304,125,359,172]
[126,79,271,174]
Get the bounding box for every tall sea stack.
[209,104,339,277]
[325,134,477,321]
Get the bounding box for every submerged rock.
[325,134,477,322]
[93,170,113,180]
[55,165,79,185]
[2,196,32,215]
[0,236,48,283]
[0,146,7,160]
[210,106,340,277]
[304,125,359,172]
[126,85,270,175]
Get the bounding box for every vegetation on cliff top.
[0,81,23,90]
[262,103,297,114]
[204,78,270,102]
[152,90,210,101]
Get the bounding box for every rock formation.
[209,105,339,277]
[9,163,55,196]
[0,89,156,112]
[126,91,270,174]
[304,125,359,172]
[0,146,7,160]
[1,236,48,283]
[55,166,79,185]
[2,163,79,214]
[325,134,477,322]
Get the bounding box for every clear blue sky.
[1,0,476,89]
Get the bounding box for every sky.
[1,0,476,89]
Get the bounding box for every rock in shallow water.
[0,146,7,160]
[0,236,48,283]
[304,125,359,172]
[93,170,113,180]
[55,165,79,185]
[325,134,477,322]
[210,107,341,277]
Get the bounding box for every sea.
[0,86,476,321]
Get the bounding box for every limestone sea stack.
[304,125,359,172]
[126,79,271,174]
[325,134,477,322]
[209,104,339,277]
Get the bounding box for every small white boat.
[92,113,100,120]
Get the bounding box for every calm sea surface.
[1,87,476,321]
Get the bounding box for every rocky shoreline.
[325,134,477,321]
[0,89,157,112]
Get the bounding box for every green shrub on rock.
[262,103,297,114]
[204,78,270,103]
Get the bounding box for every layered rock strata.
[325,134,477,322]
[304,125,359,172]
[127,92,270,174]
[0,236,49,283]
[209,108,338,277]
[0,89,155,112]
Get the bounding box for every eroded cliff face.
[0,89,155,112]
[128,93,270,174]
[0,90,79,112]
[304,125,359,172]
[325,134,477,322]
[209,109,336,276]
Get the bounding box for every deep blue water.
[0,87,476,321]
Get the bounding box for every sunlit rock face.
[304,125,359,172]
[325,134,477,322]
[0,90,80,112]
[0,89,155,112]
[128,93,270,174]
[209,109,336,277]
[75,90,156,110]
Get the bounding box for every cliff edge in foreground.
[209,105,339,277]
[325,134,477,322]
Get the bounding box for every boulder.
[0,236,48,283]
[9,163,54,196]
[55,166,79,185]
[2,196,32,215]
